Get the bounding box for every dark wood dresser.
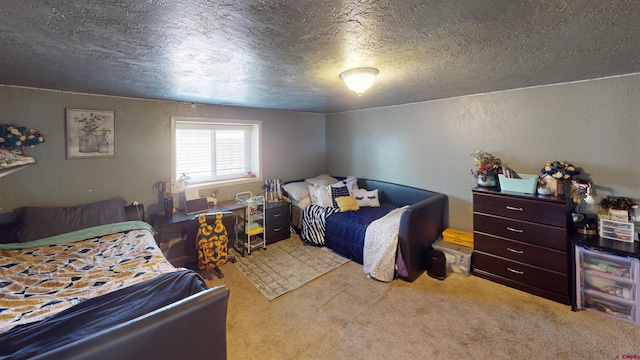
[472,187,570,304]
[265,201,291,244]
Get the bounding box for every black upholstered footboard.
[25,283,230,360]
[398,195,447,281]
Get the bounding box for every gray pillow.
[15,198,127,242]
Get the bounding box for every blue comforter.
[324,203,398,264]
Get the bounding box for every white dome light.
[340,67,378,95]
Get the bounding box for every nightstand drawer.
[473,252,568,295]
[474,233,567,273]
[474,213,567,250]
[265,203,290,223]
[473,192,566,227]
[266,219,290,244]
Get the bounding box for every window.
[171,116,261,188]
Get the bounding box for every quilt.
[363,206,408,282]
[0,228,176,333]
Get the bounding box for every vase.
[98,141,109,153]
[79,133,99,153]
[476,173,497,187]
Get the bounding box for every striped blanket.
[301,204,340,245]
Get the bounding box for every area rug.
[232,235,350,300]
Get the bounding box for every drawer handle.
[506,227,524,233]
[507,267,524,275]
[274,227,282,232]
[507,247,524,254]
[506,205,524,211]
[273,213,282,217]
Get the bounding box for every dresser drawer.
[265,203,290,223]
[473,192,566,227]
[474,213,567,251]
[474,233,567,273]
[473,252,568,295]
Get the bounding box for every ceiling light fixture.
[340,67,378,95]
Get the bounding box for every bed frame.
[289,177,448,282]
[1,200,232,360]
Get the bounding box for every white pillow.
[308,185,332,207]
[294,197,311,209]
[305,174,340,186]
[353,188,380,207]
[344,175,358,195]
[282,181,310,202]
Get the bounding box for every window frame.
[170,116,262,192]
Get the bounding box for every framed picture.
[66,108,116,159]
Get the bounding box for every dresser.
[472,187,570,304]
[265,201,291,244]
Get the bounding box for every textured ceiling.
[1,1,639,114]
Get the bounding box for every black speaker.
[426,250,447,280]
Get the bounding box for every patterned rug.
[232,235,350,300]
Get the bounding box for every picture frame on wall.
[66,108,116,159]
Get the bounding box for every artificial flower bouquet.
[540,161,580,180]
[471,150,502,177]
[0,123,45,148]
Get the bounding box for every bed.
[283,175,448,282]
[0,198,229,360]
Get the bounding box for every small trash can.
[426,250,447,280]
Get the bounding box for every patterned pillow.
[308,185,332,207]
[330,184,350,207]
[353,188,380,207]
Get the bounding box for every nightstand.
[265,200,291,244]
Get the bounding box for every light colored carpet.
[231,235,350,300]
[205,246,640,360]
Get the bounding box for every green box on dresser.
[472,187,570,304]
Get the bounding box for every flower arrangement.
[600,196,637,213]
[540,161,580,180]
[471,150,502,176]
[0,123,45,148]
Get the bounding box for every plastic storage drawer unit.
[432,238,472,276]
[575,245,640,325]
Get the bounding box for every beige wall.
[2,74,639,230]
[0,87,326,217]
[326,74,640,232]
